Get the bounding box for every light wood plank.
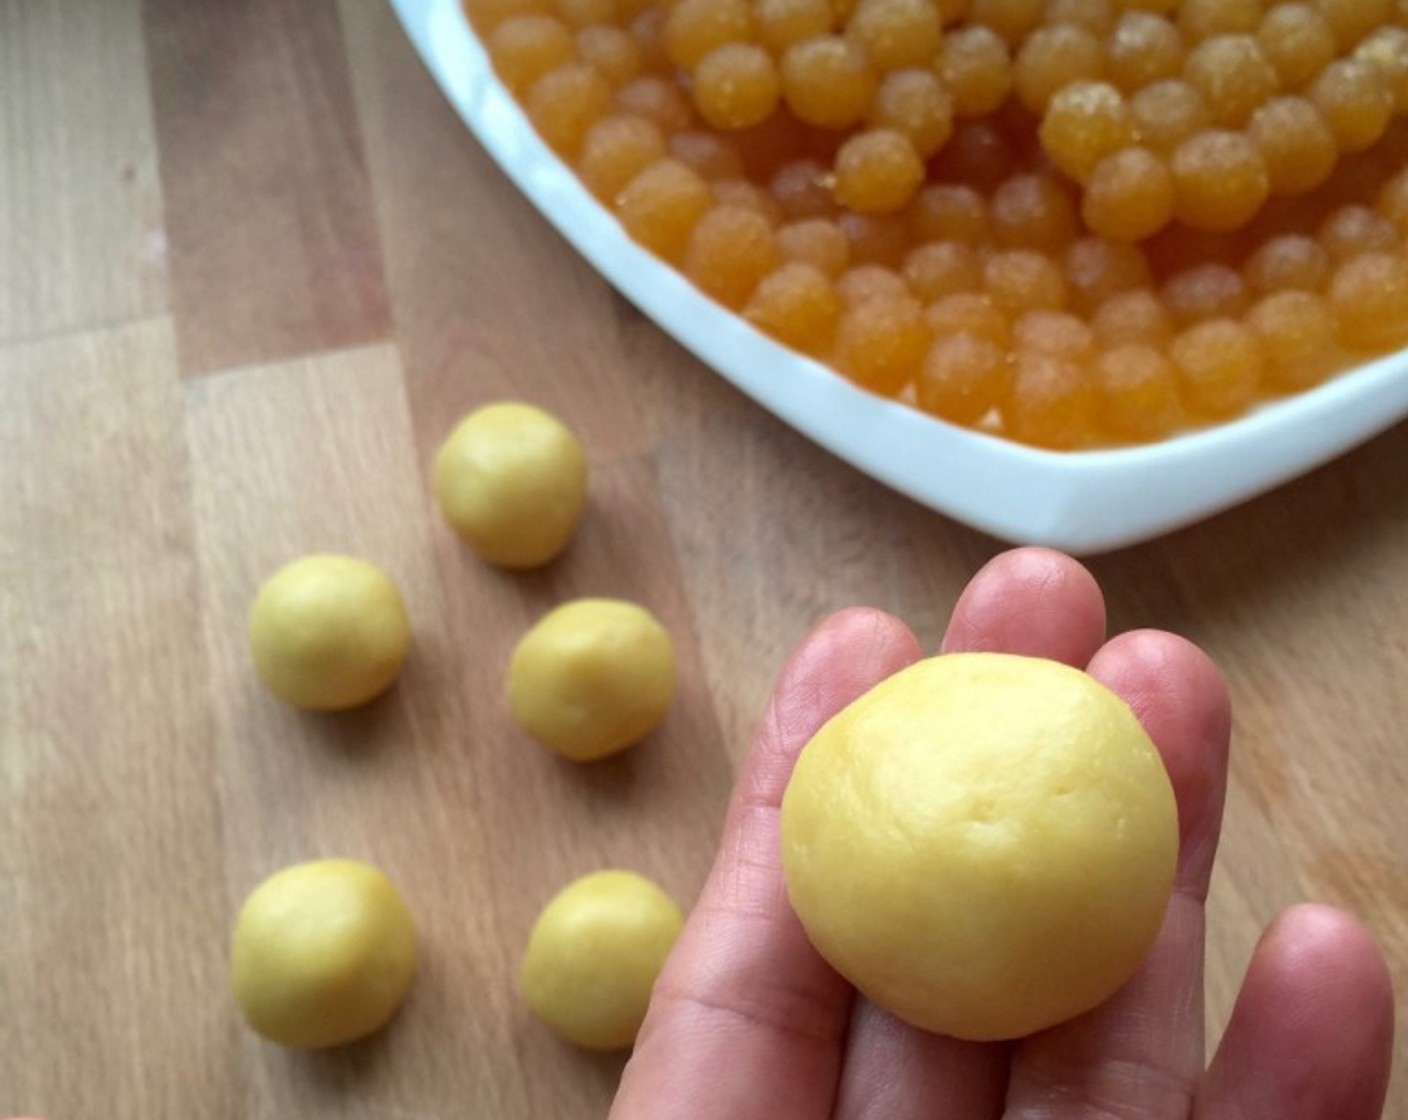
[143,0,392,375]
[0,1,167,342]
[0,318,236,1117]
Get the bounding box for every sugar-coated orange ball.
[614,75,696,132]
[1183,35,1282,128]
[1012,309,1095,362]
[1106,12,1185,92]
[489,15,577,92]
[1318,204,1400,261]
[527,64,614,156]
[908,184,990,245]
[755,0,833,52]
[1163,262,1250,325]
[984,249,1069,314]
[1243,233,1332,293]
[836,264,910,305]
[1091,288,1174,347]
[1129,79,1213,152]
[924,292,1013,347]
[1356,27,1408,112]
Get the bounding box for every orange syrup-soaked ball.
[1106,13,1185,92]
[1257,3,1338,89]
[908,184,990,245]
[1179,0,1262,41]
[615,157,715,261]
[683,205,781,307]
[663,0,753,69]
[745,261,845,351]
[834,129,926,213]
[1183,35,1282,128]
[1311,58,1395,151]
[1003,351,1097,449]
[1243,232,1333,292]
[1093,344,1183,441]
[526,64,614,156]
[902,241,984,300]
[1091,288,1175,348]
[578,114,667,200]
[1245,289,1341,391]
[1317,0,1394,52]
[1044,0,1116,36]
[917,332,1012,424]
[770,158,837,220]
[831,294,931,393]
[1083,147,1176,242]
[692,45,782,130]
[1039,81,1136,183]
[1356,26,1408,111]
[1014,24,1107,112]
[836,264,910,304]
[1170,318,1266,416]
[777,218,852,275]
[845,0,944,71]
[1171,129,1271,231]
[1318,203,1400,260]
[1162,262,1251,325]
[1012,309,1096,362]
[1328,250,1408,350]
[1063,237,1153,314]
[984,249,1069,314]
[755,0,833,53]
[939,25,1014,118]
[970,0,1046,44]
[868,69,956,157]
[1248,96,1339,195]
[669,130,746,179]
[488,14,577,92]
[781,35,879,128]
[1129,79,1213,152]
[990,173,1080,253]
[924,292,1013,347]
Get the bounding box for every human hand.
[610,548,1396,1120]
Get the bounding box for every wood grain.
[0,1,167,343]
[0,0,1404,1116]
[143,0,392,376]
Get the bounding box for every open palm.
[610,548,1395,1120]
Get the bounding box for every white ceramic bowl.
[391,0,1408,553]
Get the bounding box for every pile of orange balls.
[466,0,1408,449]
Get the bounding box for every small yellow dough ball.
[248,555,411,711]
[520,870,684,1050]
[434,402,588,569]
[780,652,1178,1042]
[231,860,418,1049]
[508,598,676,761]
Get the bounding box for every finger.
[1003,630,1233,1120]
[610,607,922,1120]
[1196,905,1395,1120]
[941,547,1107,666]
[835,548,1108,1120]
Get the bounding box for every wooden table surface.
[1,1,1404,1116]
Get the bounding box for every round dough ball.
[231,859,418,1049]
[248,554,411,711]
[520,869,683,1050]
[434,401,588,569]
[508,598,676,761]
[780,652,1177,1041]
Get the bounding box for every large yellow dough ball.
[520,870,684,1050]
[248,554,411,711]
[780,652,1177,1042]
[231,859,419,1049]
[507,598,676,761]
[434,401,588,569]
